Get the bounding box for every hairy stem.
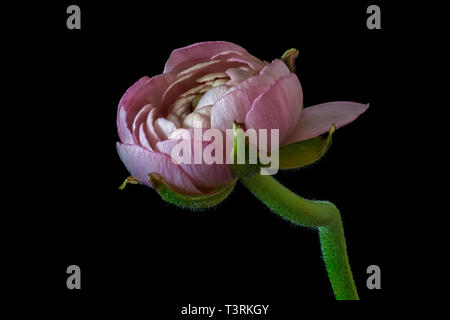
[240,174,359,300]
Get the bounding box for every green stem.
[240,174,359,300]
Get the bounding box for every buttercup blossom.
[117,41,368,195]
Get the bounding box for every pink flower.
[117,41,369,195]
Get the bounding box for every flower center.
[167,72,231,129]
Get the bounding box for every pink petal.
[176,60,221,79]
[245,73,303,146]
[182,112,211,129]
[164,41,248,75]
[139,124,153,151]
[195,105,213,116]
[195,72,228,83]
[168,95,195,118]
[195,85,230,110]
[284,102,370,145]
[156,131,234,189]
[154,118,177,140]
[210,88,256,131]
[117,106,134,144]
[145,108,161,148]
[225,68,254,85]
[211,50,267,72]
[117,74,176,144]
[117,77,149,144]
[116,143,201,194]
[132,104,153,146]
[168,128,192,140]
[239,59,291,90]
[161,60,244,111]
[210,60,291,131]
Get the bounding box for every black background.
[9,0,413,316]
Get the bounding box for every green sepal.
[279,125,335,169]
[148,173,237,209]
[230,122,268,178]
[281,48,299,72]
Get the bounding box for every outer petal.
[245,73,303,145]
[117,74,176,144]
[155,131,234,189]
[284,102,369,145]
[210,60,291,131]
[117,77,149,144]
[210,88,256,131]
[237,59,291,90]
[164,41,248,75]
[116,143,201,194]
